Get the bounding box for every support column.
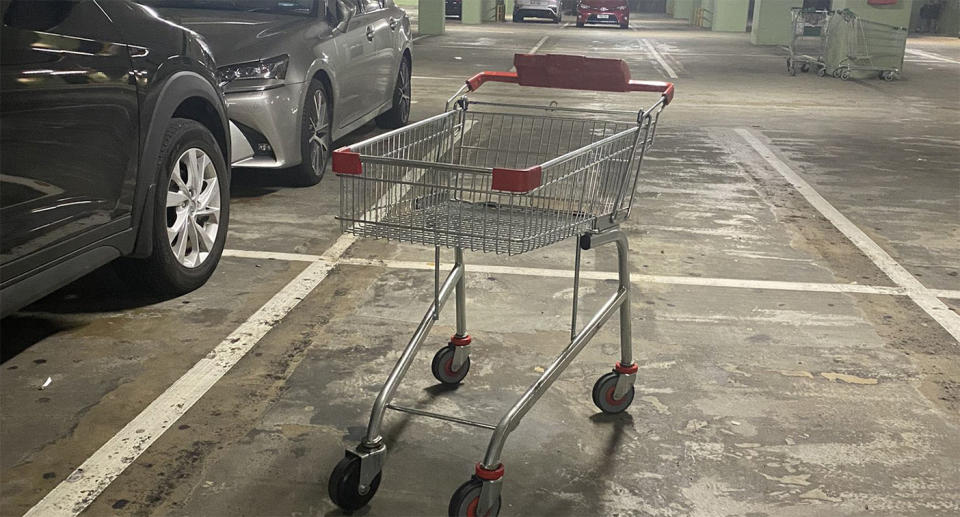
[711,0,749,32]
[750,0,802,45]
[462,0,483,24]
[671,0,693,19]
[505,0,515,19]
[418,0,446,35]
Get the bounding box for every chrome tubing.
[362,260,465,448]
[481,228,632,469]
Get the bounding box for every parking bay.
[3,18,960,517]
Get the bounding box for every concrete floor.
[3,14,959,517]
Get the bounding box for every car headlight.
[616,5,626,9]
[218,54,289,86]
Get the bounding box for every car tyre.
[288,78,333,187]
[117,118,229,296]
[375,57,412,130]
[576,20,584,27]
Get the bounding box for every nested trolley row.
[327,54,673,517]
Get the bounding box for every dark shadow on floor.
[0,314,84,363]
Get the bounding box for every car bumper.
[446,2,461,15]
[225,82,306,168]
[578,10,627,24]
[517,6,560,18]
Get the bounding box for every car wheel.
[118,118,229,296]
[375,57,411,130]
[576,20,584,27]
[289,79,332,187]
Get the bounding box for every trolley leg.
[451,247,470,371]
[470,227,636,516]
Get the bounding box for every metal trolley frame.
[826,8,908,81]
[327,54,673,517]
[787,7,829,76]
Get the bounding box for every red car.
[576,0,629,28]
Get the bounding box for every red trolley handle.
[464,54,674,105]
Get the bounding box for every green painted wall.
[462,0,483,23]
[672,0,694,19]
[832,0,914,27]
[750,0,803,45]
[418,0,446,34]
[711,0,749,31]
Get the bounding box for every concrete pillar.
[418,0,446,34]
[672,0,693,19]
[750,0,803,45]
[505,0,515,19]
[711,0,749,32]
[832,0,914,27]
[482,0,497,21]
[462,0,483,24]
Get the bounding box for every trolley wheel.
[881,71,897,81]
[432,345,471,385]
[816,66,827,77]
[785,57,792,73]
[591,372,635,414]
[449,477,502,517]
[832,69,842,78]
[840,69,851,81]
[801,63,810,73]
[328,453,382,512]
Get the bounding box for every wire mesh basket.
[334,54,672,255]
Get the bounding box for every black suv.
[1,0,232,317]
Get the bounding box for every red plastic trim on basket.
[615,361,639,375]
[475,463,504,481]
[466,70,519,91]
[332,147,362,175]
[450,335,472,347]
[492,166,542,193]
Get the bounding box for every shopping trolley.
[825,8,907,80]
[327,53,673,517]
[787,7,829,76]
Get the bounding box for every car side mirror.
[335,0,355,32]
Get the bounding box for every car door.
[357,0,397,109]
[333,0,393,129]
[0,0,139,276]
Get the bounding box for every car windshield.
[138,0,317,16]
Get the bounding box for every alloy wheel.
[308,87,331,176]
[397,60,411,123]
[166,148,221,268]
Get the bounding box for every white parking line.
[26,117,480,517]
[905,48,960,65]
[736,128,960,344]
[222,249,960,299]
[640,38,678,79]
[529,35,550,54]
[24,237,352,517]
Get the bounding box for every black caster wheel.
[840,69,851,81]
[801,63,810,73]
[449,477,502,517]
[592,372,635,414]
[328,453,381,512]
[432,345,470,385]
[817,66,827,77]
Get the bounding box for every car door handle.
[389,17,399,30]
[366,26,375,41]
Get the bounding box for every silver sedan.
[144,0,412,186]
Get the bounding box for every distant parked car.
[1,0,233,317]
[514,0,562,23]
[576,0,629,28]
[141,0,413,187]
[446,0,462,18]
